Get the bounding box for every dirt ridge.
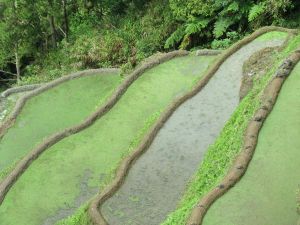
[1,84,42,98]
[196,49,223,56]
[186,50,300,225]
[89,26,298,225]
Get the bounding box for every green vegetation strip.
[161,29,300,225]
[202,53,300,225]
[0,70,121,178]
[0,53,216,225]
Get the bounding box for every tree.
[0,0,40,83]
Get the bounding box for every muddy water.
[101,37,286,225]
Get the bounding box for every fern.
[185,18,210,35]
[248,3,266,22]
[213,17,234,38]
[227,1,239,12]
[213,0,229,9]
[179,34,190,50]
[164,25,185,49]
[164,18,210,49]
[219,1,239,16]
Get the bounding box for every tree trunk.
[62,0,69,40]
[49,15,57,48]
[45,36,48,51]
[48,0,57,48]
[15,51,20,84]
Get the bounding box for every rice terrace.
[0,1,300,225]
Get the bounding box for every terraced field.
[0,27,299,225]
[0,54,216,225]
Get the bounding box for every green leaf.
[213,17,234,38]
[185,18,210,35]
[248,3,266,22]
[164,25,185,49]
[227,2,239,12]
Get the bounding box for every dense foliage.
[0,0,299,87]
[166,0,300,49]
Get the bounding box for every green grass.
[0,72,121,180]
[0,55,217,225]
[255,31,288,41]
[56,204,92,225]
[161,33,300,225]
[203,57,300,225]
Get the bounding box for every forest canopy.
[0,0,299,86]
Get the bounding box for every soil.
[240,47,279,100]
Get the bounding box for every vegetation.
[161,33,300,225]
[166,0,300,49]
[0,0,176,86]
[0,0,299,88]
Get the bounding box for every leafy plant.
[211,31,241,49]
[213,17,235,38]
[165,0,299,50]
[248,3,266,22]
[165,25,186,49]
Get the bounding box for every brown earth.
[240,47,278,100]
